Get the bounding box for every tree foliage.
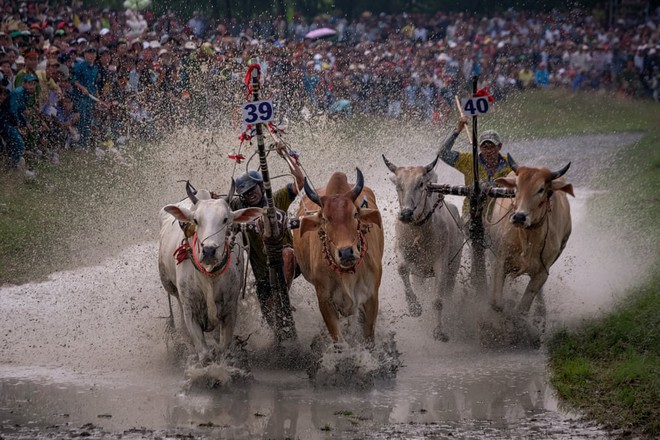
[87,0,609,20]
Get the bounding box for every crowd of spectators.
[1,1,658,178]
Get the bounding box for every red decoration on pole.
[244,64,261,98]
[475,86,495,102]
[228,154,246,163]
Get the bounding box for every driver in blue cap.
[230,142,304,333]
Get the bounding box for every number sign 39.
[242,100,274,125]
[460,97,490,117]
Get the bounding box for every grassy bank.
[0,149,152,284]
[525,91,659,438]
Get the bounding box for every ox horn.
[507,154,519,173]
[350,168,365,202]
[186,180,199,205]
[550,162,571,180]
[382,154,397,173]
[424,155,439,173]
[225,178,235,204]
[303,178,323,207]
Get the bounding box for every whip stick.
[249,67,297,343]
[454,95,472,144]
[468,75,487,292]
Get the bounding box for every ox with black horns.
[158,181,261,364]
[382,154,463,341]
[487,155,574,317]
[292,169,384,345]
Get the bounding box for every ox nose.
[512,212,527,225]
[399,208,414,223]
[338,246,355,265]
[201,245,217,262]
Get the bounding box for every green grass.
[547,276,660,437]
[0,149,149,283]
[536,89,659,438]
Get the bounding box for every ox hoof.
[433,327,449,342]
[408,301,422,317]
[491,302,504,313]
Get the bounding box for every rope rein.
[410,193,445,227]
[318,222,369,274]
[173,229,237,278]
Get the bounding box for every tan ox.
[292,169,384,344]
[382,154,463,342]
[488,155,574,315]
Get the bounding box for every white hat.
[158,48,168,56]
[142,41,150,49]
[76,37,88,44]
[99,28,110,36]
[149,40,161,49]
[184,41,197,50]
[16,55,25,64]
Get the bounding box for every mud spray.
[0,110,648,438]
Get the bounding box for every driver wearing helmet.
[230,143,304,332]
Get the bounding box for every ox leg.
[446,245,461,294]
[432,261,451,342]
[518,272,549,314]
[202,285,220,332]
[180,298,211,364]
[491,261,507,313]
[360,294,379,347]
[318,298,344,344]
[398,263,422,317]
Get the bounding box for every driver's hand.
[457,115,468,133]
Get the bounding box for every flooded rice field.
[0,121,648,439]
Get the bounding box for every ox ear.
[232,207,263,224]
[359,208,382,229]
[495,176,517,189]
[299,214,322,236]
[551,180,575,197]
[164,205,193,223]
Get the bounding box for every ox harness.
[173,230,237,277]
[318,221,369,274]
[411,193,445,227]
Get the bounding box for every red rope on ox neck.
[192,233,232,277]
[319,225,368,274]
[173,234,232,277]
[173,241,191,264]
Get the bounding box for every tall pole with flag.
[247,65,296,344]
[468,75,487,293]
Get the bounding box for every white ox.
[488,156,574,316]
[158,182,261,363]
[293,169,384,345]
[382,155,464,341]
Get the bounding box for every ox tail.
[166,292,175,333]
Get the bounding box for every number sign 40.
[460,97,491,117]
[242,100,274,126]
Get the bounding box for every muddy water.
[0,124,646,439]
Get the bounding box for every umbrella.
[305,27,337,40]
[123,0,151,11]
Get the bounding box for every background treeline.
[72,0,620,21]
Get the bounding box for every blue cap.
[23,72,38,82]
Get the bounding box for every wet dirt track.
[0,128,647,439]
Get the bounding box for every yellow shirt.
[453,152,513,216]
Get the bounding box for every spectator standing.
[1,73,39,176]
[71,45,99,149]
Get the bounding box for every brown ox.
[488,155,574,315]
[292,169,384,344]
